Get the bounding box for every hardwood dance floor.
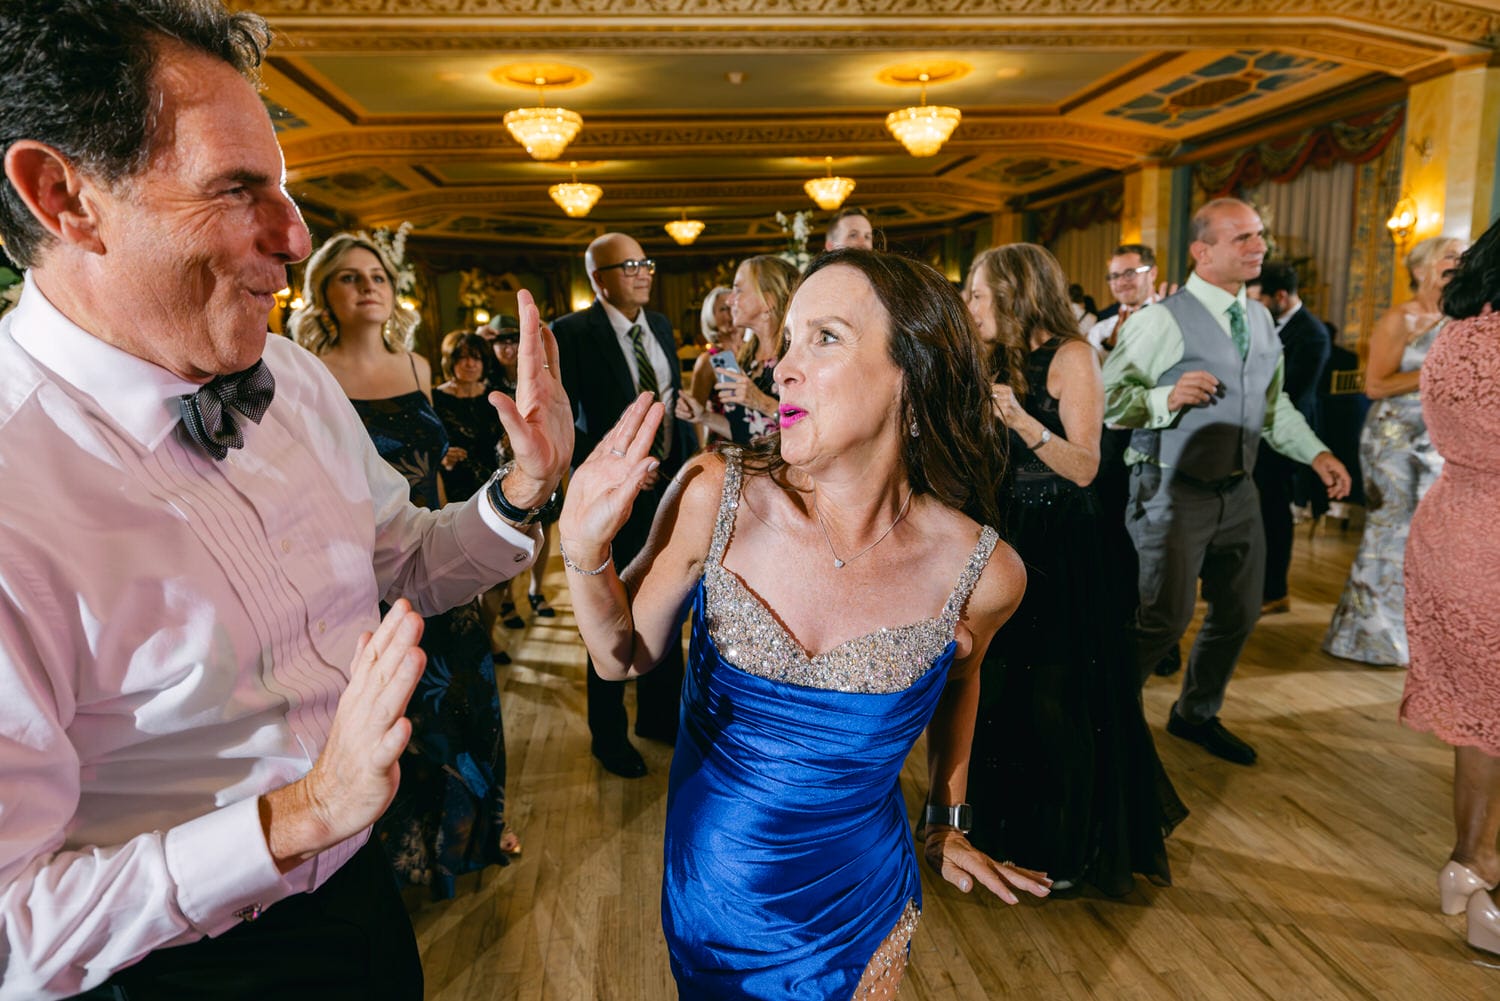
[411,521,1500,1000]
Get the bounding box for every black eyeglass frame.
[595,258,657,277]
[1106,264,1154,283]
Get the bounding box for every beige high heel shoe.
[1441,860,1497,915]
[1467,888,1500,954]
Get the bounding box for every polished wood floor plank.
[416,523,1500,999]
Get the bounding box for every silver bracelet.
[559,540,612,576]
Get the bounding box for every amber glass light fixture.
[503,75,583,161]
[885,72,962,158]
[804,157,856,211]
[549,162,602,217]
[664,213,706,246]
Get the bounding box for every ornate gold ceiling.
[237,0,1500,253]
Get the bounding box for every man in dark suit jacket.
[1251,262,1332,612]
[553,232,692,778]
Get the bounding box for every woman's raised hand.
[557,392,665,566]
[715,369,777,417]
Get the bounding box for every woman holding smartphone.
[678,255,799,445]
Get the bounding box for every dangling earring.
[909,417,920,438]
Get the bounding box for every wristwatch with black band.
[922,802,973,834]
[486,462,554,528]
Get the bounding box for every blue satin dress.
[663,452,998,1000]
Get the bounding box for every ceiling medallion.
[664,212,706,246]
[500,67,588,161]
[804,156,856,211]
[549,161,601,217]
[880,63,967,159]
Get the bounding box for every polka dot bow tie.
[177,359,276,460]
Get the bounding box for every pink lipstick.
[778,405,807,429]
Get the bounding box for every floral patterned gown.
[350,390,510,899]
[1323,318,1446,665]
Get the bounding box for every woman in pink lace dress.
[1401,218,1500,954]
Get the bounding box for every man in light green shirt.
[1101,197,1350,767]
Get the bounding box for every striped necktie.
[628,323,667,459]
[1227,301,1250,359]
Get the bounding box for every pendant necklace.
[812,489,913,569]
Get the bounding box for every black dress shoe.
[1166,705,1257,765]
[1153,647,1182,677]
[592,739,647,778]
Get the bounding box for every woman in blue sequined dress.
[560,250,1049,1000]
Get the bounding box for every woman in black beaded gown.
[963,243,1185,895]
[291,233,514,899]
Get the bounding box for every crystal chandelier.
[664,214,706,246]
[504,77,583,161]
[804,156,856,211]
[885,73,961,158]
[548,162,601,217]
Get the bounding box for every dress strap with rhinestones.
[938,525,1000,631]
[706,448,744,568]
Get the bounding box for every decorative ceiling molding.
[264,29,1448,76]
[280,116,1168,170]
[235,0,1499,52]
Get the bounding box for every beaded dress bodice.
[701,451,997,695]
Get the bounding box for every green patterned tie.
[628,323,667,459]
[1227,301,1250,359]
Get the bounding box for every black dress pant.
[586,480,686,746]
[74,838,421,1001]
[1254,444,1295,602]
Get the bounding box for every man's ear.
[3,140,106,255]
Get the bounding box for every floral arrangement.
[775,210,812,272]
[369,221,417,297]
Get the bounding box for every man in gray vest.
[1102,198,1351,765]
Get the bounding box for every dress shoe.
[591,739,647,778]
[527,591,557,619]
[1442,860,1497,915]
[1261,596,1291,615]
[1165,705,1257,765]
[499,600,526,630]
[1468,887,1500,955]
[1153,647,1182,677]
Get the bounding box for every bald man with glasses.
[553,233,691,778]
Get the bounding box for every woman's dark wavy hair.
[0,0,270,267]
[1441,216,1500,319]
[739,249,1008,529]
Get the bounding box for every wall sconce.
[1386,194,1418,244]
[473,308,492,326]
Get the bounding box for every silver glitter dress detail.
[703,450,999,695]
